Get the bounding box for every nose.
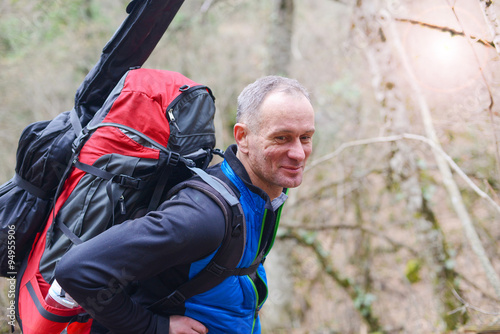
[287,138,306,162]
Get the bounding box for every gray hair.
[236,76,310,131]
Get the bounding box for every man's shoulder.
[206,162,241,197]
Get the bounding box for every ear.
[234,123,250,154]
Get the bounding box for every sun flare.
[402,5,490,93]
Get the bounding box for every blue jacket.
[56,145,286,333]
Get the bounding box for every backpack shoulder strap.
[148,170,255,310]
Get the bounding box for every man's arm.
[55,187,225,334]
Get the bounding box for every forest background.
[1,0,500,333]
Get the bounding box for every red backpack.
[2,2,249,332]
[16,68,233,333]
[0,0,186,279]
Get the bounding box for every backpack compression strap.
[148,175,259,310]
[12,108,82,201]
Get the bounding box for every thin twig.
[394,17,495,48]
[450,288,500,316]
[455,271,500,304]
[200,0,214,13]
[478,0,500,54]
[307,133,500,214]
[389,8,500,299]
[306,135,403,171]
[446,0,500,179]
[403,133,500,214]
[279,222,420,257]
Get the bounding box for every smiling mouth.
[281,165,303,172]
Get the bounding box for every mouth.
[281,165,303,173]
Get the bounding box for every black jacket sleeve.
[55,186,226,334]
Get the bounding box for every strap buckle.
[167,152,181,166]
[167,290,186,305]
[206,262,227,277]
[117,174,142,189]
[73,313,91,324]
[71,129,89,153]
[231,207,244,237]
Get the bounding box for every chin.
[280,178,303,189]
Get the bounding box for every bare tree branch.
[200,0,214,13]
[279,222,421,257]
[327,0,349,5]
[385,8,500,299]
[279,228,383,330]
[446,0,500,178]
[393,17,495,48]
[478,0,500,54]
[455,272,500,304]
[306,135,404,171]
[404,134,500,214]
[308,133,500,219]
[449,288,500,316]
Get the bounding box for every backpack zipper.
[119,195,126,215]
[165,85,210,134]
[167,109,181,132]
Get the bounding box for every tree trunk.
[261,0,296,330]
[267,0,294,75]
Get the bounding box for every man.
[56,75,315,333]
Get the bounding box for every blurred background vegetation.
[1,0,500,333]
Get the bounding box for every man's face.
[237,91,315,199]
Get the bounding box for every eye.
[275,136,287,143]
[301,135,312,143]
